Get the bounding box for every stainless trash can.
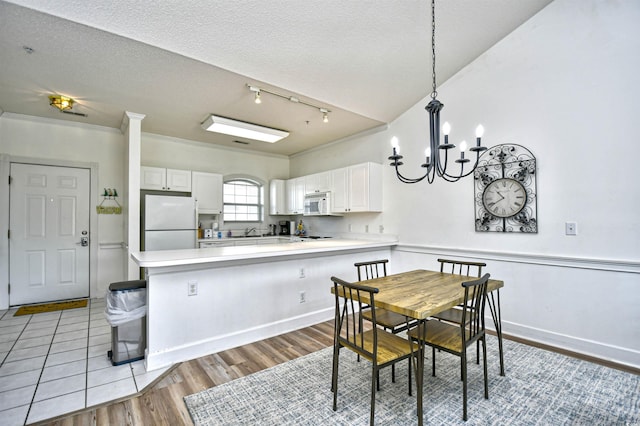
[105,279,147,366]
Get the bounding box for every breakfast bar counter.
[131,237,397,371]
[132,237,397,269]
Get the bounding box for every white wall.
[0,113,125,305]
[291,0,640,368]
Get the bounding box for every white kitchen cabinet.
[269,179,287,215]
[192,171,223,214]
[141,166,192,192]
[304,171,331,194]
[286,177,305,214]
[331,162,382,213]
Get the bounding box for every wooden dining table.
[335,269,504,425]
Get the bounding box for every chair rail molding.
[394,244,640,274]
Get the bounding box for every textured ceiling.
[0,0,553,156]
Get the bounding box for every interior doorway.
[9,163,91,305]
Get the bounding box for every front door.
[9,163,90,305]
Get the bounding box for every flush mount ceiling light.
[48,94,74,111]
[247,84,331,123]
[201,114,289,143]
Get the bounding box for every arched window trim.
[223,177,264,222]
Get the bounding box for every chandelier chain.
[431,0,437,100]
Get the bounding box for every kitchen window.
[223,178,264,222]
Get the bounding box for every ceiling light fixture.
[249,86,262,104]
[201,114,289,143]
[389,0,486,184]
[247,84,330,123]
[48,94,75,111]
[320,108,329,123]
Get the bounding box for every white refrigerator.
[144,194,197,250]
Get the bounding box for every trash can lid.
[108,279,147,292]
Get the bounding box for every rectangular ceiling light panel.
[201,115,289,143]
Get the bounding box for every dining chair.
[434,258,505,376]
[331,276,419,426]
[355,259,414,385]
[408,273,491,421]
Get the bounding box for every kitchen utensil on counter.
[279,221,290,235]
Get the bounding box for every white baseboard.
[145,307,334,371]
[500,320,640,370]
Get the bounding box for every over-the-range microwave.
[303,192,340,216]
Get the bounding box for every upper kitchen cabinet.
[304,171,331,194]
[192,171,223,214]
[269,179,287,215]
[331,162,382,213]
[286,177,305,214]
[141,166,192,192]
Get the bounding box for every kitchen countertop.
[132,237,397,268]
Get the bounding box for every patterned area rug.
[184,336,640,425]
[14,299,88,316]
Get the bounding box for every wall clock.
[474,144,537,233]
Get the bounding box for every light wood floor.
[34,320,638,425]
[36,320,336,426]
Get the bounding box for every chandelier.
[389,0,486,184]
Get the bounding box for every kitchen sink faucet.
[245,227,257,236]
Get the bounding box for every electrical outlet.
[379,225,384,234]
[565,222,577,236]
[188,281,198,296]
[348,224,352,232]
[299,291,306,303]
[365,225,369,233]
[299,268,305,278]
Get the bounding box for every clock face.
[482,178,527,218]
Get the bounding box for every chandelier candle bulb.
[391,136,400,155]
[443,122,451,145]
[475,125,484,147]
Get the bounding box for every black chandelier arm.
[440,152,483,181]
[389,156,438,184]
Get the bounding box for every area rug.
[184,335,640,425]
[14,299,88,316]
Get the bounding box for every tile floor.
[0,299,169,425]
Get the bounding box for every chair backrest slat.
[437,258,485,278]
[355,259,388,281]
[332,276,379,361]
[460,273,490,345]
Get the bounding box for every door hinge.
[7,284,9,294]
[8,175,12,185]
[7,229,9,239]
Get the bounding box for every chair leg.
[376,370,380,391]
[407,357,412,396]
[332,345,340,410]
[432,346,436,377]
[370,365,377,425]
[482,336,489,399]
[462,349,468,421]
[392,363,396,382]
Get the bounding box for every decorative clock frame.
[474,144,537,233]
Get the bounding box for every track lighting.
[320,108,329,123]
[247,84,331,124]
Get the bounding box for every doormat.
[14,299,88,316]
